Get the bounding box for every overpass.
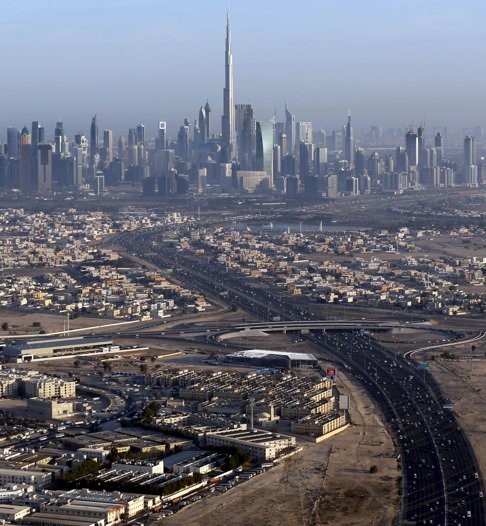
[218,319,428,340]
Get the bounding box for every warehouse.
[225,349,318,369]
[3,336,113,362]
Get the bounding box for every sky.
[1,0,485,139]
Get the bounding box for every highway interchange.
[118,229,485,525]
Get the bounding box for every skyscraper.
[204,101,211,139]
[221,13,236,160]
[434,133,443,165]
[405,130,418,167]
[297,122,313,145]
[7,127,19,159]
[235,104,255,170]
[90,114,99,168]
[37,143,53,194]
[464,135,476,167]
[19,127,32,194]
[344,114,354,167]
[31,121,44,153]
[156,121,167,150]
[136,124,145,145]
[255,121,274,186]
[54,121,65,155]
[198,106,207,145]
[103,130,113,164]
[285,104,295,155]
[464,136,478,187]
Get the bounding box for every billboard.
[339,394,349,410]
[326,367,336,380]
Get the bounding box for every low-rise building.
[27,398,74,420]
[206,428,296,461]
[0,468,52,490]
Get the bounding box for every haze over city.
[0,2,485,526]
[1,0,485,135]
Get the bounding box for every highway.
[121,230,485,525]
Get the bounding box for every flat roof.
[0,504,31,512]
[5,337,113,352]
[26,512,99,526]
[227,349,317,361]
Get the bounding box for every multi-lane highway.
[121,231,485,525]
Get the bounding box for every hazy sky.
[1,0,485,139]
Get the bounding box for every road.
[119,230,485,525]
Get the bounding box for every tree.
[1,322,8,331]
[73,360,80,369]
[369,465,378,473]
[140,363,148,375]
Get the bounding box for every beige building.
[23,377,76,399]
[0,376,20,398]
[206,428,296,461]
[291,413,346,437]
[0,504,31,521]
[0,468,51,490]
[27,398,74,420]
[40,500,123,525]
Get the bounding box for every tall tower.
[464,135,478,187]
[285,103,295,155]
[204,101,211,139]
[103,130,113,164]
[405,129,418,167]
[19,127,32,194]
[90,114,99,168]
[198,106,207,144]
[37,143,53,194]
[221,13,236,160]
[344,114,354,167]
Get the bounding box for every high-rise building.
[299,141,312,179]
[221,13,236,160]
[235,104,255,169]
[464,136,478,187]
[405,130,418,167]
[177,122,190,161]
[198,106,207,145]
[136,124,145,145]
[54,121,65,155]
[297,122,313,145]
[255,121,274,186]
[344,115,354,167]
[156,121,167,150]
[19,127,32,194]
[464,135,476,167]
[37,143,53,194]
[434,133,443,165]
[7,127,19,159]
[417,125,425,168]
[117,136,126,160]
[204,101,211,139]
[90,114,99,166]
[103,130,113,164]
[285,104,295,156]
[31,121,44,153]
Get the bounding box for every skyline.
[1,0,486,135]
